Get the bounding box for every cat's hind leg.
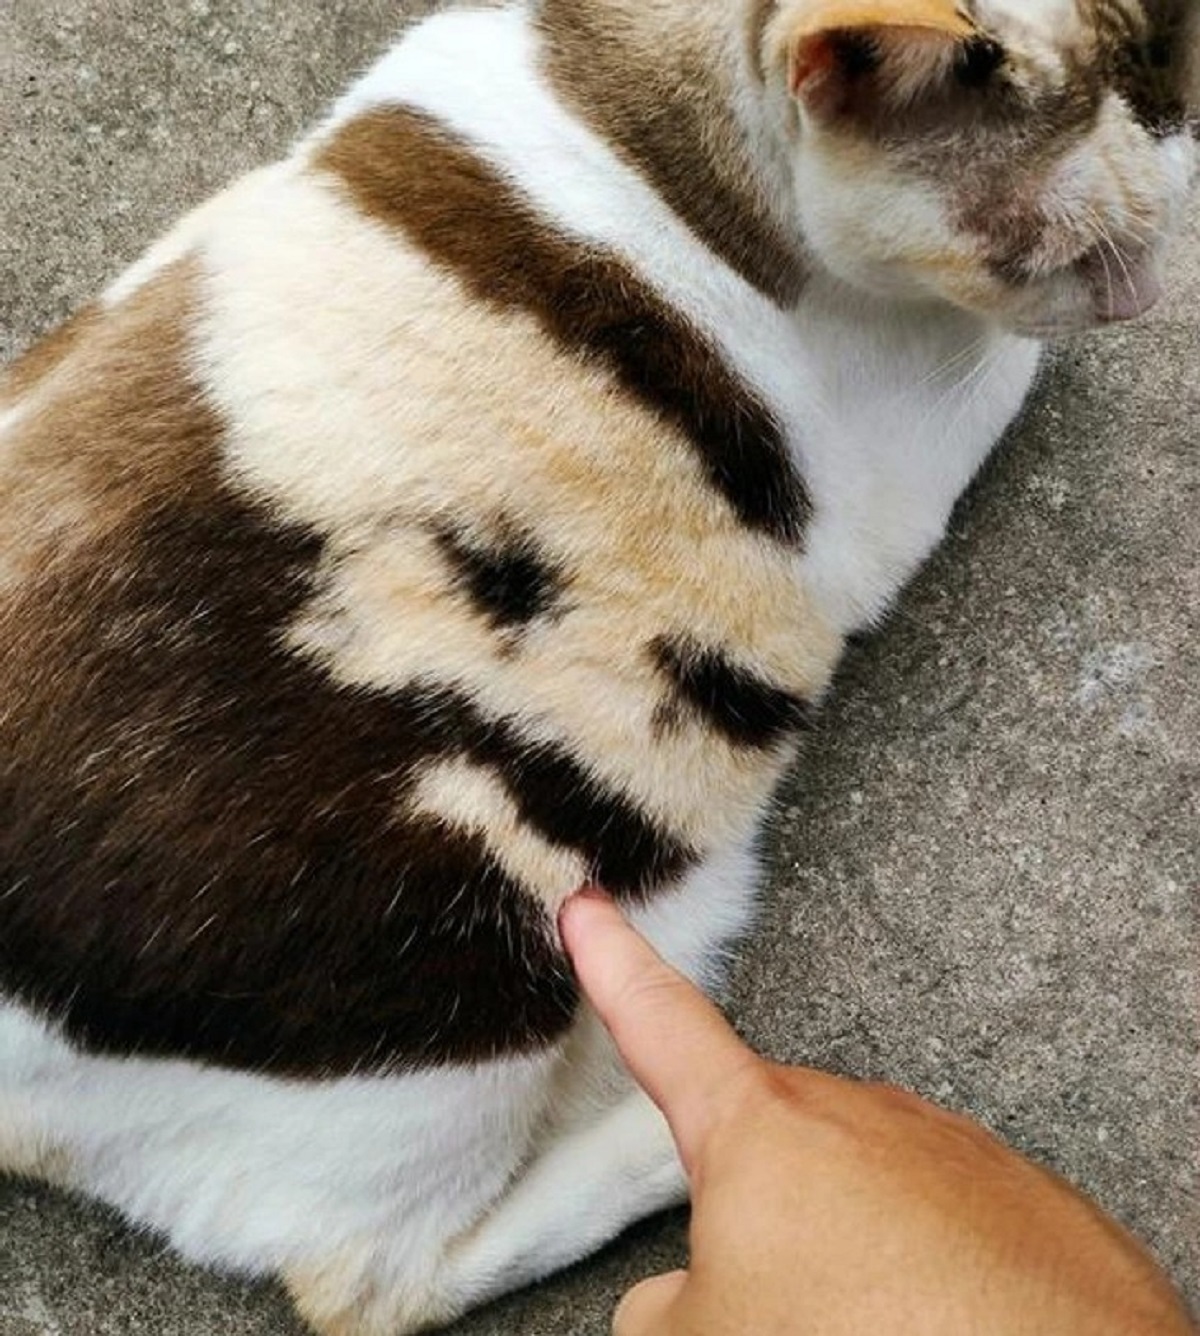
[435,1014,685,1319]
[1,1001,557,1336]
[0,1001,76,1185]
[421,838,763,1326]
[4,836,759,1336]
[284,1013,681,1335]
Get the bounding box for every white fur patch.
[103,171,276,308]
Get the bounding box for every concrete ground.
[1,2,1196,1332]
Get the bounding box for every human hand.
[559,890,1197,1336]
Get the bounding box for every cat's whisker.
[943,344,1007,440]
[1087,220,1119,315]
[902,358,979,452]
[915,337,1000,441]
[1082,205,1141,310]
[912,336,989,390]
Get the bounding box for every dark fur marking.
[653,636,812,749]
[1115,38,1189,136]
[954,38,1005,89]
[314,107,810,545]
[0,472,578,1074]
[832,33,882,81]
[437,689,694,895]
[0,464,689,1072]
[1091,0,1192,137]
[433,522,564,630]
[0,304,689,1076]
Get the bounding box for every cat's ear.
[773,0,986,121]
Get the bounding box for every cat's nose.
[1080,245,1164,322]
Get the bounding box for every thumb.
[560,889,764,1169]
[612,1271,687,1336]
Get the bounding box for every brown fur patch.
[431,517,566,634]
[538,0,806,305]
[0,303,101,407]
[0,267,209,591]
[0,508,584,1073]
[652,635,813,748]
[313,106,809,544]
[1097,0,1193,135]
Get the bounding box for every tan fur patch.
[0,1096,73,1187]
[197,165,840,849]
[785,0,976,40]
[0,262,208,594]
[746,0,782,75]
[0,304,101,409]
[286,1249,454,1336]
[286,1252,381,1336]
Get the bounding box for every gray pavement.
[1,3,1197,1333]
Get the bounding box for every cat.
[1,0,1196,1332]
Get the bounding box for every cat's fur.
[1,0,1196,1331]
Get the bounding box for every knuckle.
[707,1057,786,1135]
[733,1056,788,1109]
[747,1060,825,1116]
[610,968,691,1022]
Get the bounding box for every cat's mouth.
[1079,245,1165,324]
[1005,247,1165,338]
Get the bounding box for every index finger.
[559,889,765,1169]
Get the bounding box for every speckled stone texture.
[1,3,1196,1333]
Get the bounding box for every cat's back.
[0,2,837,1079]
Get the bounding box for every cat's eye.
[953,37,1004,89]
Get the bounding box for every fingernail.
[558,885,611,939]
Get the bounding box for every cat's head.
[766,0,1198,334]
